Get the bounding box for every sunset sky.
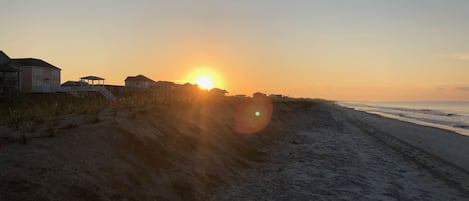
[1,0,469,101]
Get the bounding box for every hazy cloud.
[451,53,469,61]
[455,86,469,91]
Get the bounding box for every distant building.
[269,94,283,101]
[11,58,61,93]
[209,88,228,97]
[253,92,267,98]
[125,74,156,89]
[59,76,116,100]
[0,51,21,97]
[154,80,176,91]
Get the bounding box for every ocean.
[340,101,469,136]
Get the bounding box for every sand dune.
[0,98,291,201]
[1,99,468,200]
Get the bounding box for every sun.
[195,75,214,90]
[187,67,223,90]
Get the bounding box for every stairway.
[96,86,115,100]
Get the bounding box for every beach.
[1,99,469,200]
[211,102,469,200]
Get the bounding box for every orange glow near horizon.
[2,1,469,101]
[186,67,223,90]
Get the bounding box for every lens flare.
[235,96,273,134]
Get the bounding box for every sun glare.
[195,75,214,90]
[187,67,223,90]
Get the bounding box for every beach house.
[125,74,156,89]
[11,58,61,93]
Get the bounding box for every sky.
[1,0,469,101]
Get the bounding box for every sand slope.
[0,99,290,201]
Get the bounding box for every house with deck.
[1,51,117,100]
[59,76,115,100]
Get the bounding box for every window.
[33,67,43,77]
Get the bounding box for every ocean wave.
[341,102,469,134]
[360,105,459,117]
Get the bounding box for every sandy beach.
[1,99,469,200]
[210,102,469,201]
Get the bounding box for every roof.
[0,51,10,65]
[125,75,156,83]
[0,51,20,72]
[81,76,105,80]
[269,94,283,97]
[11,58,61,70]
[210,88,228,93]
[61,81,88,86]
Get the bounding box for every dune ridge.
[0,97,302,201]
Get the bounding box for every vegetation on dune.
[0,90,319,200]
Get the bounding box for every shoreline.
[353,107,469,136]
[337,104,469,172]
[338,103,469,136]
